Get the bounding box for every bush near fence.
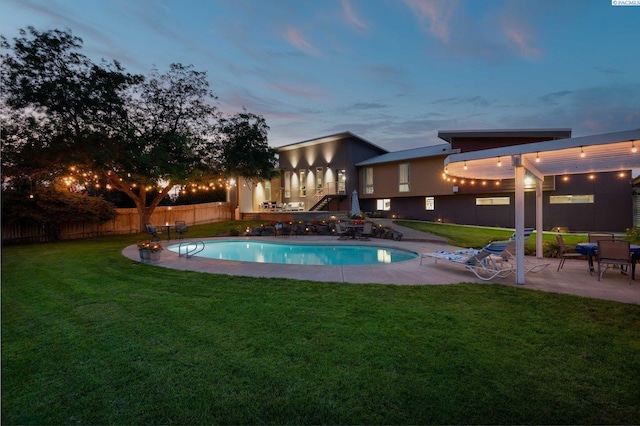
[2,202,234,244]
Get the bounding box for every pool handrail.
[178,241,205,258]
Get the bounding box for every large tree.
[2,27,277,229]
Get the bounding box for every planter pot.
[139,249,151,261]
[149,251,162,262]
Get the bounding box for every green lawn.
[2,222,640,424]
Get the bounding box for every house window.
[550,195,594,204]
[425,197,435,211]
[364,167,374,194]
[284,171,291,198]
[476,197,510,206]
[376,199,391,211]
[338,169,346,193]
[399,163,410,192]
[316,167,323,189]
[264,181,271,201]
[299,169,306,197]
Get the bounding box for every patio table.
[576,242,640,279]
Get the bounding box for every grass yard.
[2,221,640,424]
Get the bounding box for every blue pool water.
[168,240,418,266]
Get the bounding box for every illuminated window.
[425,197,435,211]
[549,195,594,204]
[399,163,410,192]
[284,171,291,198]
[299,170,306,197]
[316,167,323,189]
[476,197,510,206]
[364,167,374,194]
[338,169,346,194]
[376,199,391,211]
[264,180,271,201]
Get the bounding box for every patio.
[123,222,640,305]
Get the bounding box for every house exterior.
[246,128,633,232]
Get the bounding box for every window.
[476,197,510,206]
[425,197,435,211]
[299,170,306,197]
[264,181,271,201]
[550,195,594,204]
[316,167,323,189]
[284,171,291,198]
[364,167,374,194]
[399,163,410,192]
[337,169,346,194]
[376,199,391,211]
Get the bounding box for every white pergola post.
[536,178,543,259]
[513,156,525,285]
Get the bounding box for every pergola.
[443,128,640,284]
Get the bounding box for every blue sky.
[1,0,639,151]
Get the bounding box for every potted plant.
[137,241,151,261]
[148,242,163,261]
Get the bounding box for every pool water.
[168,240,418,266]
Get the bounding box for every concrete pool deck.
[122,223,640,305]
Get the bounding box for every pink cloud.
[404,0,458,42]
[283,26,318,55]
[503,24,543,59]
[341,0,367,29]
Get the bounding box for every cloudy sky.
[1,0,639,151]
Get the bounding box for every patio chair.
[334,222,351,240]
[588,232,614,243]
[356,222,374,240]
[556,234,587,271]
[597,240,632,284]
[175,220,188,239]
[420,240,515,281]
[145,223,162,242]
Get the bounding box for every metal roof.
[356,143,458,166]
[278,131,388,153]
[444,128,640,180]
[438,128,572,143]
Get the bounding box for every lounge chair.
[500,228,549,273]
[420,240,515,281]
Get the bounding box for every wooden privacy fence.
[2,202,234,244]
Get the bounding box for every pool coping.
[122,235,640,305]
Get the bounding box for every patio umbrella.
[351,189,361,217]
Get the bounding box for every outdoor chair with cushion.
[175,221,188,239]
[145,223,162,242]
[420,240,515,281]
[597,240,632,284]
[556,234,587,271]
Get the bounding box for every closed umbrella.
[351,190,361,217]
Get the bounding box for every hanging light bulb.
[632,141,637,153]
[497,157,502,167]
[580,146,585,158]
[463,161,467,170]
[535,152,540,163]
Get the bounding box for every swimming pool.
[168,240,418,266]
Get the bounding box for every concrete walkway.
[123,222,640,305]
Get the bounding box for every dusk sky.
[1,0,639,151]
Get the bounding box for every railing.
[178,241,206,258]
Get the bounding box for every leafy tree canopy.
[1,27,278,228]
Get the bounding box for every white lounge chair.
[420,240,515,281]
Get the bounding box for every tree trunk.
[105,172,174,232]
